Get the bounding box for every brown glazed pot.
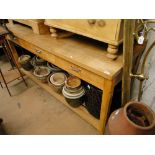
[107,101,155,135]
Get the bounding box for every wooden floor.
[0,57,99,135]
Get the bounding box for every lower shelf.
[21,68,100,130]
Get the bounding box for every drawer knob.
[97,20,105,27]
[88,19,96,25]
[70,66,81,73]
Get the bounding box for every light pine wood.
[50,27,74,39]
[6,24,123,80]
[7,35,104,90]
[20,68,100,130]
[8,19,50,35]
[45,19,123,45]
[107,44,119,59]
[99,79,115,133]
[6,24,123,134]
[45,19,123,59]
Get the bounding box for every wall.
[132,23,155,112]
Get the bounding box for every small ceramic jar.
[33,66,50,83]
[48,72,67,93]
[18,55,33,71]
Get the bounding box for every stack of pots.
[62,76,85,108]
[18,55,33,71]
[48,72,67,93]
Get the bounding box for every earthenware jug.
[107,101,155,135]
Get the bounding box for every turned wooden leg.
[50,27,58,38]
[106,44,119,60]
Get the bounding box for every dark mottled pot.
[65,95,85,108]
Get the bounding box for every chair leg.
[0,69,11,96]
[2,43,14,69]
[4,40,28,87]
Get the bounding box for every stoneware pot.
[65,76,81,90]
[33,66,50,83]
[35,56,47,66]
[48,72,67,93]
[47,62,62,73]
[62,86,85,108]
[107,101,155,135]
[84,84,102,119]
[18,55,33,71]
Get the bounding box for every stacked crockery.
[48,72,67,93]
[18,55,33,71]
[33,66,51,83]
[62,76,85,108]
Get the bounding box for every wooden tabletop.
[7,24,123,80]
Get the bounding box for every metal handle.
[35,49,42,54]
[130,73,149,81]
[70,66,81,73]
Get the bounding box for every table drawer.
[15,38,56,64]
[13,38,104,90]
[55,57,104,90]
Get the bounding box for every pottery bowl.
[35,56,47,66]
[65,76,81,90]
[18,55,33,71]
[33,66,50,83]
[62,86,85,108]
[48,72,67,93]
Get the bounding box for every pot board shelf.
[20,68,100,130]
[6,23,123,133]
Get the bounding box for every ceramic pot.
[62,86,85,108]
[33,66,50,83]
[84,84,102,119]
[65,76,81,90]
[47,62,62,73]
[18,55,33,71]
[48,72,67,93]
[107,101,155,135]
[35,56,47,66]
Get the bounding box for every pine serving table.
[6,24,123,134]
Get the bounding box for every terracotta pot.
[107,101,155,135]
